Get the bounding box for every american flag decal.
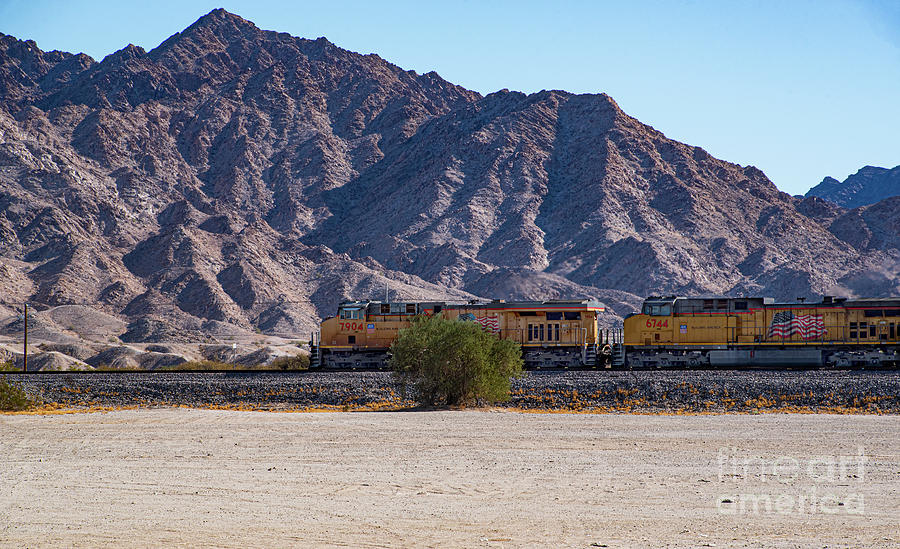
[767,311,826,339]
[476,315,500,334]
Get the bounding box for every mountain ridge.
[0,9,897,339]
[806,165,900,209]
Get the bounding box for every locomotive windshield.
[642,302,672,316]
[339,308,364,320]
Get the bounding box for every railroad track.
[4,370,900,413]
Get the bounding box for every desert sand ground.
[1,410,898,548]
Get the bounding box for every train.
[310,295,900,369]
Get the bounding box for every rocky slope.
[1,9,898,340]
[806,165,900,208]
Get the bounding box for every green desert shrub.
[391,315,523,406]
[0,379,36,411]
[0,360,18,372]
[270,354,310,370]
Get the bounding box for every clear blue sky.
[2,0,898,195]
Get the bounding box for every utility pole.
[23,302,28,373]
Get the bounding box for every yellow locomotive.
[623,295,900,367]
[312,299,610,369]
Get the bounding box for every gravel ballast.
[3,369,899,412]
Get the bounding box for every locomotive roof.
[338,299,606,310]
[645,296,774,304]
[450,299,606,310]
[767,297,900,307]
[643,295,900,307]
[821,297,900,307]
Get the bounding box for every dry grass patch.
[159,360,250,371]
[269,354,310,370]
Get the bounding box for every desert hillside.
[1,9,898,340]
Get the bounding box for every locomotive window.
[340,309,362,319]
[859,322,868,337]
[703,299,714,310]
[554,324,560,341]
[870,326,876,338]
[886,309,900,317]
[734,301,748,311]
[546,312,563,321]
[520,311,537,316]
[348,335,356,344]
[527,325,533,341]
[643,303,672,315]
[539,324,544,341]
[564,312,581,320]
[380,304,390,314]
[716,300,727,310]
[406,304,416,314]
[864,310,883,317]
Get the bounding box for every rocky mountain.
[806,165,900,208]
[1,9,898,340]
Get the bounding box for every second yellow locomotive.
[623,295,900,367]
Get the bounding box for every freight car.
[311,299,612,369]
[622,295,900,368]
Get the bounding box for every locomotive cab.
[629,297,676,347]
[320,301,370,349]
